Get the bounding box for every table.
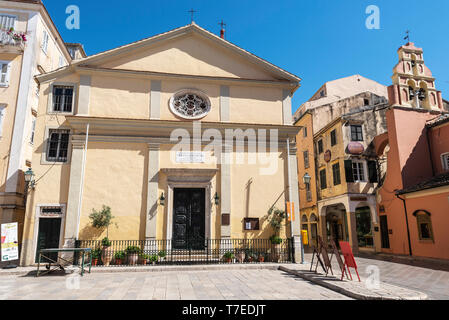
[37,248,92,277]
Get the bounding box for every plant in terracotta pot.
[139,253,150,265]
[91,248,102,266]
[223,251,234,263]
[101,237,113,266]
[125,246,141,265]
[114,251,125,265]
[236,249,246,263]
[258,253,265,263]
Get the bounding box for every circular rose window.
[169,89,211,120]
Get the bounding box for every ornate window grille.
[169,90,211,120]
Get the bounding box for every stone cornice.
[66,116,301,144]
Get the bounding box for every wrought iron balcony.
[0,29,26,53]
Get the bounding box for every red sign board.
[339,241,361,282]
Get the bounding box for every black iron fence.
[75,238,293,267]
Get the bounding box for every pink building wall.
[377,107,449,259]
[429,122,449,175]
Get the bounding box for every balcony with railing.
[0,28,26,53]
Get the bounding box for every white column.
[64,140,85,248]
[282,89,293,125]
[145,143,160,240]
[150,80,161,120]
[5,13,38,193]
[220,85,230,122]
[220,144,232,238]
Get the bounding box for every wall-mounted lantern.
[24,168,36,190]
[303,173,311,185]
[214,192,220,206]
[159,192,165,206]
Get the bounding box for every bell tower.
[388,42,444,110]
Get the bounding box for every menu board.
[1,223,19,262]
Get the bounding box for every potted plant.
[114,251,125,265]
[101,237,113,266]
[236,249,246,263]
[139,253,150,265]
[89,205,118,238]
[125,246,141,265]
[158,251,167,263]
[91,248,102,266]
[150,254,158,265]
[258,253,265,263]
[269,235,283,262]
[223,251,234,263]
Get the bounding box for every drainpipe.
[395,193,413,256]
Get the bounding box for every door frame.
[166,182,211,243]
[32,204,66,264]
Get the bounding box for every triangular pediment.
[74,24,300,82]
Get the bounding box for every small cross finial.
[219,20,226,29]
[188,8,197,23]
[404,30,410,43]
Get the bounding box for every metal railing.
[75,238,293,267]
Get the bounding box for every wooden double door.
[172,188,206,250]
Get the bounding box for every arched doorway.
[355,206,373,248]
[325,204,347,247]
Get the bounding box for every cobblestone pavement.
[304,253,449,300]
[0,269,351,300]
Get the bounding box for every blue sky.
[44,0,449,113]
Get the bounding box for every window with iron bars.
[52,86,74,112]
[47,129,70,162]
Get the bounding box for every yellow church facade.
[19,23,303,266]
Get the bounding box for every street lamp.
[214,192,220,206]
[159,192,165,206]
[24,168,35,190]
[303,173,311,185]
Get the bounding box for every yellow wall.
[315,120,348,199]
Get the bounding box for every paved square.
[0,269,351,300]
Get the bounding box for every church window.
[169,89,211,119]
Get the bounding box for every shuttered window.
[319,169,327,190]
[332,163,341,186]
[303,151,310,169]
[344,160,354,183]
[0,61,11,86]
[0,14,17,30]
[442,153,449,171]
[42,30,49,54]
[351,125,364,141]
[352,161,366,182]
[367,160,379,183]
[0,106,5,137]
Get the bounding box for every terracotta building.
[375,43,449,260]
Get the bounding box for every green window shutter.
[344,160,354,183]
[368,160,379,183]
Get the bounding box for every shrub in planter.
[139,253,150,265]
[223,251,235,263]
[236,249,246,263]
[158,251,167,263]
[91,248,102,266]
[269,235,282,262]
[125,246,141,265]
[101,237,113,266]
[258,254,265,263]
[149,255,158,265]
[114,251,125,265]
